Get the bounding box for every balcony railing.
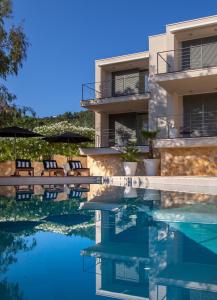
[95,128,148,147]
[157,42,217,74]
[156,111,217,139]
[82,73,149,101]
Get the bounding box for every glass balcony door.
[109,113,148,146]
[182,35,217,71]
[112,70,148,97]
[183,92,217,137]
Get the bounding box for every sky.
[5,0,217,117]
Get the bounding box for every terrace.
[81,72,150,111]
[155,40,217,94]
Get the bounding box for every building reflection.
[81,189,217,300]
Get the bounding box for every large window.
[183,92,217,136]
[112,70,148,97]
[182,35,217,70]
[109,112,148,146]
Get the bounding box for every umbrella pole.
[68,139,70,160]
[13,134,16,160]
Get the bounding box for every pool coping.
[1,175,217,195]
[108,176,217,195]
[0,176,102,186]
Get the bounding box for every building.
[81,15,217,176]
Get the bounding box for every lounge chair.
[68,186,89,200]
[67,160,90,176]
[41,160,64,176]
[15,185,34,201]
[14,159,34,176]
[42,185,64,201]
[68,188,83,199]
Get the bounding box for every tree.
[0,0,31,125]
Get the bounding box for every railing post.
[201,44,203,69]
[82,84,84,100]
[189,112,192,137]
[157,52,159,74]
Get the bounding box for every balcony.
[155,42,217,94]
[81,72,150,112]
[155,111,217,148]
[95,128,148,148]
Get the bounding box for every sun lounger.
[41,160,64,176]
[67,160,90,176]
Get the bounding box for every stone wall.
[0,155,87,177]
[160,147,217,176]
[161,191,217,208]
[87,154,148,176]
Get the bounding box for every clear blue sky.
[6,0,217,117]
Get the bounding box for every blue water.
[0,184,217,300]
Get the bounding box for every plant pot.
[169,127,178,138]
[123,162,138,176]
[124,186,138,198]
[143,189,161,201]
[143,159,160,176]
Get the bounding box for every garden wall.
[0,155,87,176]
[87,154,148,176]
[160,147,217,176]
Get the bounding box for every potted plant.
[141,130,160,176]
[121,143,139,176]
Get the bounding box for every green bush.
[0,121,94,161]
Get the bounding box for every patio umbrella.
[43,132,92,157]
[0,126,42,158]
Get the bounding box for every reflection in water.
[0,230,36,273]
[0,184,95,300]
[0,184,217,299]
[81,188,217,300]
[0,280,24,300]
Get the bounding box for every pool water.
[0,184,217,300]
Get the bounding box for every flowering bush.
[0,121,94,161]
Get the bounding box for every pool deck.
[1,175,217,194]
[109,176,217,195]
[0,176,102,186]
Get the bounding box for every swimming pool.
[0,183,217,300]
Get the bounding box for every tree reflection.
[0,231,36,273]
[0,280,24,300]
[0,230,36,300]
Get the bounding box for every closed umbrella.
[0,126,42,158]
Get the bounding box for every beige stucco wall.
[148,33,169,130]
[160,147,217,176]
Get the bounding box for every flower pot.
[124,186,138,198]
[123,162,138,176]
[143,159,160,176]
[169,127,178,138]
[143,189,161,201]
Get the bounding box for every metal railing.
[156,111,217,139]
[95,128,148,147]
[157,41,217,74]
[82,73,149,101]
